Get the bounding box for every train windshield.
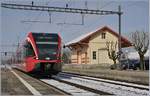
[32,33,59,59]
[36,42,58,55]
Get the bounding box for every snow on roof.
[65,26,132,47]
[65,26,105,46]
[65,30,95,45]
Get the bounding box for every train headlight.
[45,57,50,60]
[36,57,38,60]
[57,57,60,60]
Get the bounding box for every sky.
[0,0,149,53]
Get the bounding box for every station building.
[65,26,132,65]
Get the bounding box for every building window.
[93,51,96,60]
[101,33,106,39]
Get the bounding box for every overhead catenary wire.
[85,1,88,9]
[21,1,52,24]
[82,1,116,29]
[4,1,121,26]
[46,1,53,24]
[48,11,52,23]
[98,1,115,10]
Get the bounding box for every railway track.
[13,68,110,95]
[61,72,149,90]
[53,72,149,96]
[6,65,149,96]
[14,68,112,95]
[4,66,68,95]
[41,79,101,95]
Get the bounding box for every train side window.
[24,42,35,57]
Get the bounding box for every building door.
[77,51,82,64]
[98,49,108,64]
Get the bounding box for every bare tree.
[131,31,149,70]
[106,41,119,69]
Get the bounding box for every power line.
[22,1,51,25]
[21,20,50,23]
[1,3,121,15]
[57,22,83,26]
[1,2,121,26]
[99,1,115,10]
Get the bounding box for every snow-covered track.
[54,72,149,96]
[61,72,149,90]
[41,79,101,96]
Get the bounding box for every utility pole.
[118,5,122,66]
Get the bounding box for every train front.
[27,32,62,75]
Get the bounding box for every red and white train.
[14,32,62,75]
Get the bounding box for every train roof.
[28,32,58,35]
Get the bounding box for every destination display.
[32,33,58,42]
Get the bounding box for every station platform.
[1,65,32,95]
